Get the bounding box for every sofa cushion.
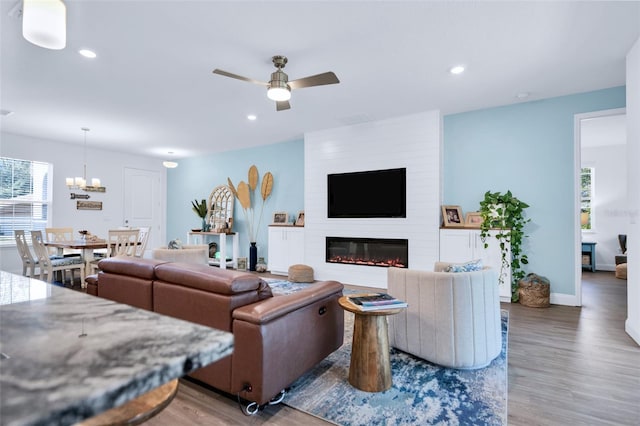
[98,256,167,279]
[155,262,272,297]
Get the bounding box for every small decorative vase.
[249,242,257,271]
[201,218,207,232]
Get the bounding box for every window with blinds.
[0,157,52,245]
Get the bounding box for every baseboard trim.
[625,319,640,346]
[550,292,580,306]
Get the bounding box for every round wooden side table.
[338,296,405,392]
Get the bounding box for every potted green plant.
[479,190,530,302]
[191,198,209,231]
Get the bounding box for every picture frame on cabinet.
[295,211,305,226]
[237,257,247,271]
[442,205,464,227]
[465,212,483,228]
[272,212,289,224]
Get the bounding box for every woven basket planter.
[518,274,550,308]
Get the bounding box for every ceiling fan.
[213,55,339,111]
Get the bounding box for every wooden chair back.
[107,229,140,257]
[14,230,37,276]
[45,227,74,242]
[134,227,151,257]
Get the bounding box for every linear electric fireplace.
[326,237,408,268]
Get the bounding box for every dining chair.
[90,229,140,273]
[31,230,86,285]
[45,227,81,258]
[134,226,151,257]
[14,230,39,277]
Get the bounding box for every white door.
[123,168,162,256]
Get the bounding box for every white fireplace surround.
[304,111,442,288]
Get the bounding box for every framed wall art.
[441,205,464,227]
[237,257,247,271]
[465,212,483,228]
[77,201,102,211]
[272,212,289,224]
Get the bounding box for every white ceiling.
[1,1,638,160]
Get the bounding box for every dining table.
[44,239,109,260]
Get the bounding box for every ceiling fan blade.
[276,100,291,111]
[212,69,268,86]
[288,72,339,90]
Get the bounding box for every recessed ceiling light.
[449,65,465,75]
[79,49,97,59]
[516,92,530,99]
[247,114,257,121]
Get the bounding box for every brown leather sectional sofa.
[85,256,344,411]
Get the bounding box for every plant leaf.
[248,165,259,191]
[227,178,238,197]
[237,181,251,210]
[261,172,274,200]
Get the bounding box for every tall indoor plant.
[479,190,530,302]
[228,165,274,270]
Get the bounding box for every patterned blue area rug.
[274,278,508,426]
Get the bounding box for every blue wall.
[167,87,625,296]
[443,86,626,296]
[166,139,304,261]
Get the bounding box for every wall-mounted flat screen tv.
[328,168,406,218]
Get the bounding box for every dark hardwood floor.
[78,271,640,425]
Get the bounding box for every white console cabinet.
[439,229,511,302]
[268,226,305,275]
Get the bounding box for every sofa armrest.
[233,280,343,324]
[231,280,344,405]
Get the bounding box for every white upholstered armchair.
[387,263,501,369]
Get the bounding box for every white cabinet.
[439,229,511,302]
[268,226,305,275]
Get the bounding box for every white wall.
[304,111,441,288]
[625,38,640,345]
[0,132,167,274]
[582,143,628,270]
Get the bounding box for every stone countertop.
[0,271,234,426]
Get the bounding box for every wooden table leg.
[349,313,392,392]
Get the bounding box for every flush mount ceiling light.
[247,114,257,121]
[163,152,178,168]
[22,0,67,50]
[449,65,465,75]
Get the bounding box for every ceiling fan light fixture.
[22,0,67,50]
[267,86,291,102]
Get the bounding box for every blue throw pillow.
[445,259,483,273]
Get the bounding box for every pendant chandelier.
[66,128,105,191]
